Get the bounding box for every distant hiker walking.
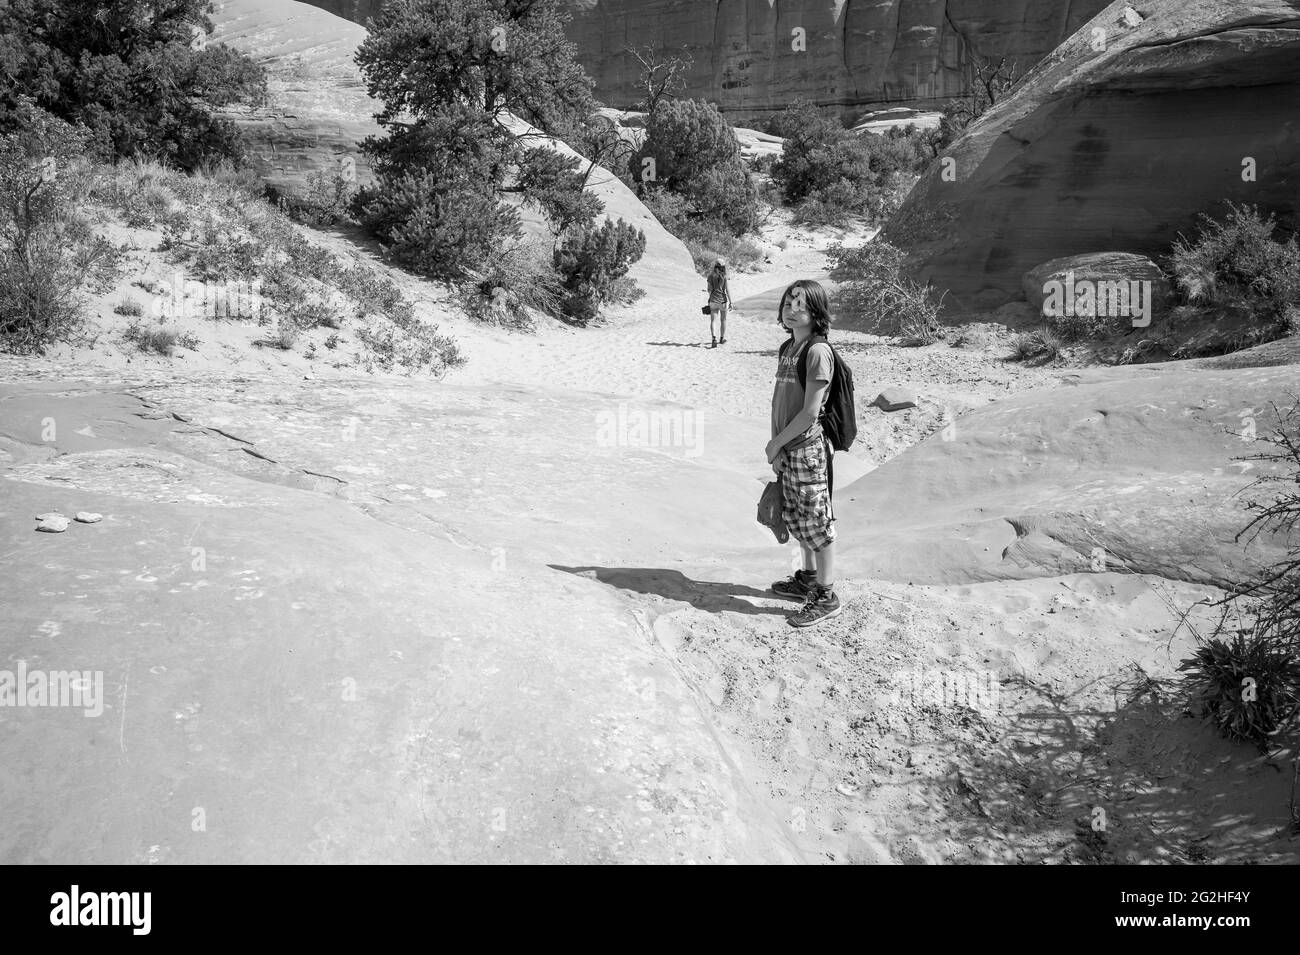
[706,260,731,348]
[766,279,844,628]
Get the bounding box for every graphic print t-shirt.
[771,339,833,444]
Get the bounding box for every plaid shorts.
[779,435,836,552]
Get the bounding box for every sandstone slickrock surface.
[303,0,1110,121]
[835,359,1294,589]
[209,0,699,298]
[886,0,1300,311]
[0,375,797,863]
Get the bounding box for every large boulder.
[1023,252,1174,323]
[303,0,1110,123]
[885,0,1300,312]
[210,0,698,297]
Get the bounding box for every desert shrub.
[606,275,646,307]
[881,123,938,168]
[96,163,178,228]
[1009,326,1064,363]
[459,244,564,331]
[679,224,763,275]
[635,98,742,193]
[1178,399,1300,749]
[355,318,464,376]
[285,296,339,331]
[281,166,358,227]
[0,0,266,169]
[114,297,144,317]
[1178,624,1300,748]
[899,299,946,346]
[353,154,523,280]
[0,103,121,353]
[642,187,762,274]
[828,239,944,341]
[553,218,646,325]
[122,321,178,355]
[160,218,263,282]
[268,319,301,350]
[683,164,761,236]
[1047,308,1125,343]
[92,152,463,371]
[632,97,760,242]
[771,102,926,224]
[194,159,266,199]
[1169,203,1300,328]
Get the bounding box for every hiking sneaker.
[788,584,842,628]
[771,568,816,600]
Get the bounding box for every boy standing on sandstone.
[765,280,842,628]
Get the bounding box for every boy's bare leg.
[799,541,815,573]
[720,307,727,340]
[709,310,717,340]
[814,542,835,588]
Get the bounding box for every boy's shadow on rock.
[550,565,788,616]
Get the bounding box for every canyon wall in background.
[299,0,1112,121]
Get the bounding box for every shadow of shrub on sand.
[921,672,1299,864]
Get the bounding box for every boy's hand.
[765,438,783,471]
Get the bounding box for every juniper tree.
[353,0,603,277]
[633,98,759,237]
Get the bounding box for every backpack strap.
[795,335,831,391]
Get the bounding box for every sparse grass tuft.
[1009,326,1064,363]
[113,296,144,317]
[122,321,177,355]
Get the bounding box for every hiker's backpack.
[785,335,858,452]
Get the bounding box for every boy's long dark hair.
[777,279,832,338]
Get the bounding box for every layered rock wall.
[301,0,1111,121]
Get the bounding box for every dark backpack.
[782,335,858,452]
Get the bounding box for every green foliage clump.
[769,102,927,226]
[641,187,763,274]
[553,219,646,325]
[1169,203,1300,332]
[352,0,600,279]
[633,98,760,242]
[0,0,266,169]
